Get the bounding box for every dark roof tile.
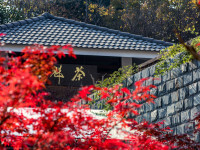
[0,25,7,29]
[37,16,45,20]
[0,13,173,52]
[18,20,27,25]
[31,17,40,21]
[25,19,33,23]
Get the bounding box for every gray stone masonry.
[125,59,200,137]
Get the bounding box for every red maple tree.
[0,34,200,149]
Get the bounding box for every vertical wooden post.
[0,51,8,69]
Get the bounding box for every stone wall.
[125,59,200,140]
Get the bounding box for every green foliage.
[155,36,200,76]
[88,64,138,110]
[87,0,200,42]
[0,0,24,24]
[96,64,138,88]
[4,0,54,19]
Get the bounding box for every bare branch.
[174,29,200,61]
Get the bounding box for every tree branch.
[174,29,200,61]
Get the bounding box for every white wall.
[2,44,159,58]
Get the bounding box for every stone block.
[174,101,183,112]
[135,115,142,123]
[191,105,200,120]
[183,72,193,86]
[197,60,200,68]
[166,80,174,92]
[181,110,190,123]
[162,71,171,82]
[194,132,200,142]
[172,113,181,126]
[154,97,162,108]
[175,76,184,89]
[167,104,175,116]
[185,86,189,98]
[149,103,154,111]
[151,110,158,122]
[179,87,188,100]
[126,75,134,87]
[181,63,188,74]
[162,94,171,106]
[184,97,193,110]
[193,93,200,106]
[122,79,127,87]
[138,104,145,114]
[142,68,150,78]
[142,80,146,87]
[164,117,172,127]
[189,82,197,96]
[158,107,167,119]
[177,124,185,135]
[184,122,195,133]
[171,91,179,103]
[198,81,200,92]
[193,68,200,82]
[154,75,161,85]
[134,72,141,82]
[171,67,181,79]
[145,103,151,112]
[171,127,177,135]
[150,65,155,76]
[146,78,153,86]
[188,60,198,71]
[150,88,157,96]
[158,83,166,96]
[143,113,151,122]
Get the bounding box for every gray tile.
[0,12,171,50]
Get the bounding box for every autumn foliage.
[0,35,200,149]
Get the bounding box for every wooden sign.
[50,64,98,86]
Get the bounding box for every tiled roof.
[0,13,173,51]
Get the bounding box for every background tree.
[0,0,23,24]
[87,0,200,42]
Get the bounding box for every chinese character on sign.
[72,66,85,81]
[50,65,64,85]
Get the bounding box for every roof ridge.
[40,12,173,46]
[41,12,55,19]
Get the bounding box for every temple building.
[0,13,172,101]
